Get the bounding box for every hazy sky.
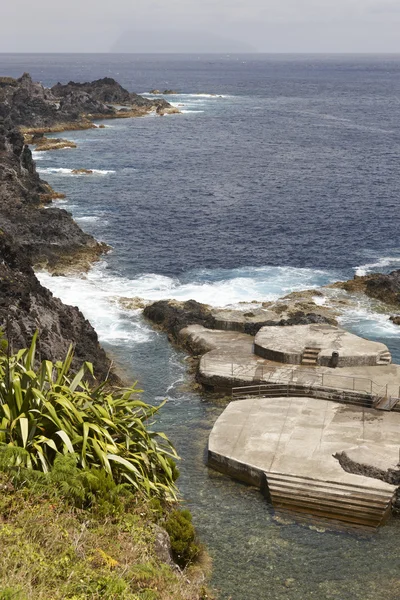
[2,0,400,53]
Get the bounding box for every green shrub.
[0,451,133,513]
[0,333,179,501]
[165,509,200,568]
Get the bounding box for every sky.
[2,0,400,53]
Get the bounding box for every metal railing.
[201,356,400,410]
[201,356,395,395]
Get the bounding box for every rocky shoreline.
[0,72,180,379]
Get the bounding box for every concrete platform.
[182,325,400,400]
[254,324,391,367]
[208,397,399,527]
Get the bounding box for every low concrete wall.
[254,343,301,364]
[319,354,383,368]
[207,449,265,489]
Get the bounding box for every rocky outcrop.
[143,300,215,341]
[0,73,173,133]
[334,271,400,308]
[33,137,77,151]
[51,77,171,114]
[0,116,105,272]
[0,81,112,378]
[143,296,337,345]
[0,231,111,378]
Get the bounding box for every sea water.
[2,53,400,599]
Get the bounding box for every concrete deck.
[208,397,399,526]
[183,326,400,398]
[254,324,390,367]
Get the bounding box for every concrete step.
[267,480,391,509]
[264,471,394,528]
[265,472,392,502]
[377,351,392,365]
[301,347,321,366]
[271,499,387,528]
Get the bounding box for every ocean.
[2,53,400,599]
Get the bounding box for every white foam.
[184,93,229,98]
[41,263,334,307]
[75,216,101,223]
[354,257,400,276]
[37,167,116,176]
[37,261,399,361]
[35,263,335,349]
[339,307,400,339]
[32,151,45,160]
[37,268,154,346]
[180,110,205,114]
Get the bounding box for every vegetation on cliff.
[0,337,211,599]
[0,333,178,498]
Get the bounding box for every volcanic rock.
[334,271,400,308]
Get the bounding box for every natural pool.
[102,324,400,600]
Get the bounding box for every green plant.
[165,509,200,568]
[0,588,26,600]
[0,333,178,500]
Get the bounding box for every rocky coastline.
[0,72,179,379]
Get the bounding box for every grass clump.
[0,463,213,599]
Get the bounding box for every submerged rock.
[71,168,93,175]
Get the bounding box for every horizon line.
[1,51,400,56]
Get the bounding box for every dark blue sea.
[1,53,400,599]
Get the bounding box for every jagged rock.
[51,77,171,113]
[0,91,113,379]
[0,231,111,379]
[156,105,181,116]
[390,315,400,326]
[0,116,104,270]
[143,300,215,340]
[0,73,173,132]
[333,270,400,308]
